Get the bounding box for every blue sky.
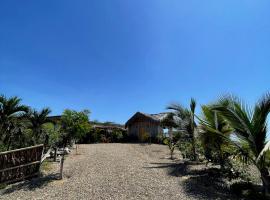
[0,0,270,124]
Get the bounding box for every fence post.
[60,154,64,179]
[54,147,57,162]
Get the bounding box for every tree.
[198,105,233,169]
[0,95,29,150]
[27,108,53,145]
[167,98,198,161]
[61,109,91,150]
[212,93,270,195]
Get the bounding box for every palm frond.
[190,98,196,114]
[256,140,270,163]
[251,93,270,154]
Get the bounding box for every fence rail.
[0,144,44,184]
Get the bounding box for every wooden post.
[60,154,64,179]
[54,147,57,162]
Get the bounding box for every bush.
[79,128,127,143]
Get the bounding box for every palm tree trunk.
[6,137,11,151]
[191,136,197,161]
[260,167,270,196]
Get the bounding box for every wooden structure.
[92,124,126,132]
[125,112,168,141]
[0,144,44,184]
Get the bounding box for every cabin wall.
[128,121,163,139]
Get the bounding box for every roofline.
[125,112,161,127]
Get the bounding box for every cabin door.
[138,127,146,141]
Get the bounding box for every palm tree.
[198,105,233,169]
[27,108,52,145]
[0,95,29,150]
[167,98,198,161]
[212,93,270,195]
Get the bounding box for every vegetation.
[163,137,177,159]
[166,98,198,161]
[79,127,127,143]
[60,109,91,147]
[0,95,29,151]
[199,105,233,170]
[0,95,93,152]
[210,94,270,195]
[26,108,53,146]
[1,92,270,198]
[162,93,270,197]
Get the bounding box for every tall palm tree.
[0,95,29,150]
[212,93,270,194]
[167,98,198,161]
[198,105,233,169]
[27,108,52,145]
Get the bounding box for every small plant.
[178,140,195,160]
[0,183,7,190]
[163,137,177,159]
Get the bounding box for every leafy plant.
[198,105,233,169]
[211,93,270,195]
[61,109,91,148]
[26,108,53,146]
[163,137,177,159]
[0,95,29,150]
[167,98,198,161]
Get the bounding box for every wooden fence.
[0,144,44,184]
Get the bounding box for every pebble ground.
[0,144,218,200]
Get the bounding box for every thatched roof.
[92,124,126,131]
[125,112,168,127]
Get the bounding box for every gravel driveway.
[0,144,224,200]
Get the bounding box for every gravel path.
[0,144,224,200]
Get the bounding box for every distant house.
[125,112,168,141]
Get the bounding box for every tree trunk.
[191,136,197,161]
[170,149,173,159]
[260,167,270,196]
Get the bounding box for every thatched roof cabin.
[125,112,168,141]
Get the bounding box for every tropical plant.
[61,109,91,150]
[211,93,270,195]
[198,105,233,169]
[163,137,177,159]
[0,95,29,150]
[27,108,53,145]
[167,98,198,161]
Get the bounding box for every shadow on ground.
[1,173,59,195]
[145,161,237,200]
